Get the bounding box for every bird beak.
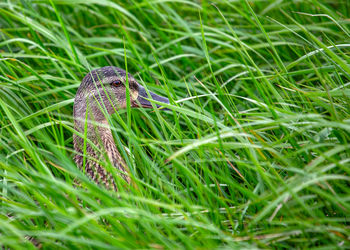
[133,85,170,110]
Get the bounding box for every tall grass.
[0,0,349,248]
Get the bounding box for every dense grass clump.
[0,0,349,248]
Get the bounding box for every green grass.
[0,0,350,248]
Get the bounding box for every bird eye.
[112,80,122,87]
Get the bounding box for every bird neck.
[73,118,131,186]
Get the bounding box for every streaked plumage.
[73,66,169,190]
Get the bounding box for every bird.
[73,66,169,191]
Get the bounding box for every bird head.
[74,66,169,123]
